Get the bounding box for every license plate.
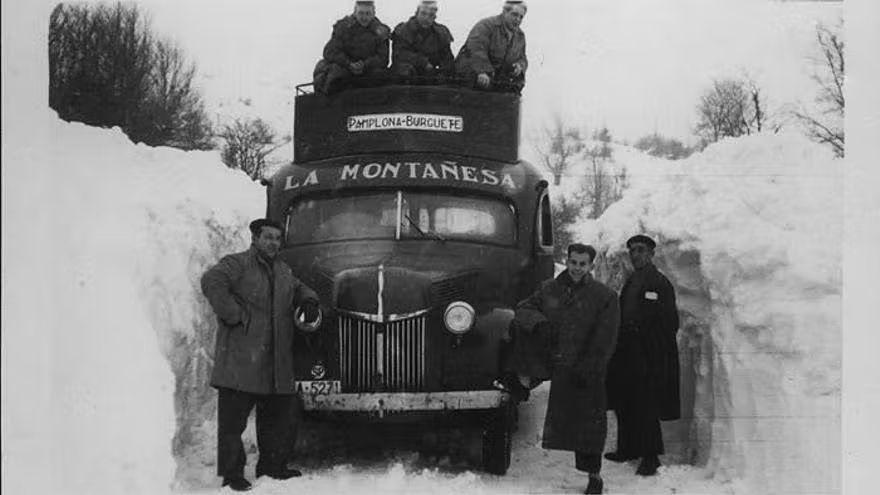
[295,380,341,395]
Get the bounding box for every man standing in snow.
[454,0,528,93]
[201,219,321,492]
[390,1,454,84]
[498,243,619,494]
[605,234,680,476]
[312,0,391,95]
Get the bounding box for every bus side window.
[538,193,553,248]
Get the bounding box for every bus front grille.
[338,316,427,392]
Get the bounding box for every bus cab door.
[533,187,555,286]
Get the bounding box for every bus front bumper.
[300,390,508,413]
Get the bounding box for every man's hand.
[532,320,554,335]
[512,62,524,77]
[300,300,321,323]
[476,73,491,88]
[349,60,365,75]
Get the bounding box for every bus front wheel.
[481,400,515,475]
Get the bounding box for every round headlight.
[444,301,475,334]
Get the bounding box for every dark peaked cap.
[626,234,657,250]
[249,218,283,235]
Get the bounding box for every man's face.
[416,5,437,27]
[502,6,525,30]
[253,227,282,260]
[628,243,654,270]
[566,251,593,282]
[354,5,375,26]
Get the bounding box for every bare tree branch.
[796,20,844,157]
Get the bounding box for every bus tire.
[481,401,515,475]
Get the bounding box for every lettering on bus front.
[347,113,463,133]
[283,161,517,191]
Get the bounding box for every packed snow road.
[182,384,729,495]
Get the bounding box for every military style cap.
[355,0,375,5]
[626,234,657,250]
[249,218,283,235]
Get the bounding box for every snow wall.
[3,113,840,494]
[3,111,263,494]
[568,132,842,494]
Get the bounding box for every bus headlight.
[444,301,475,334]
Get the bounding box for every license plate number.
[295,380,341,395]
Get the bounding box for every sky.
[136,0,841,151]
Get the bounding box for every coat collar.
[247,245,276,270]
[489,14,522,37]
[557,269,592,288]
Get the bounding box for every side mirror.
[294,305,323,332]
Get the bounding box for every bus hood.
[282,241,525,317]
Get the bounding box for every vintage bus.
[265,84,554,474]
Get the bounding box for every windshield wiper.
[403,214,446,242]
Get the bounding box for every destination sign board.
[347,113,464,133]
[282,160,518,191]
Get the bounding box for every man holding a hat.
[498,243,619,494]
[605,235,681,476]
[390,1,455,84]
[454,0,528,93]
[201,219,321,491]
[313,1,391,94]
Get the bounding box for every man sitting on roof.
[313,0,391,95]
[454,0,528,94]
[390,1,455,85]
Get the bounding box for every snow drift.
[4,111,840,494]
[569,132,842,494]
[3,110,263,494]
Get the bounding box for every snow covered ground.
[3,109,844,494]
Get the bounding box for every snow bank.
[3,110,262,494]
[4,109,839,495]
[572,132,842,494]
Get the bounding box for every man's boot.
[256,466,302,480]
[603,451,637,462]
[635,455,660,476]
[221,477,253,492]
[584,474,604,494]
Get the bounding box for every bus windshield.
[286,191,516,245]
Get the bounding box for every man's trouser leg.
[287,395,304,466]
[614,408,634,456]
[324,64,353,94]
[575,451,602,474]
[639,409,664,456]
[217,388,257,479]
[618,404,664,457]
[255,393,296,476]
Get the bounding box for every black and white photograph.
[3,0,878,494]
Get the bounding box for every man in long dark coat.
[454,0,528,93]
[500,243,619,494]
[201,219,321,492]
[313,1,391,95]
[390,1,454,83]
[605,234,680,476]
